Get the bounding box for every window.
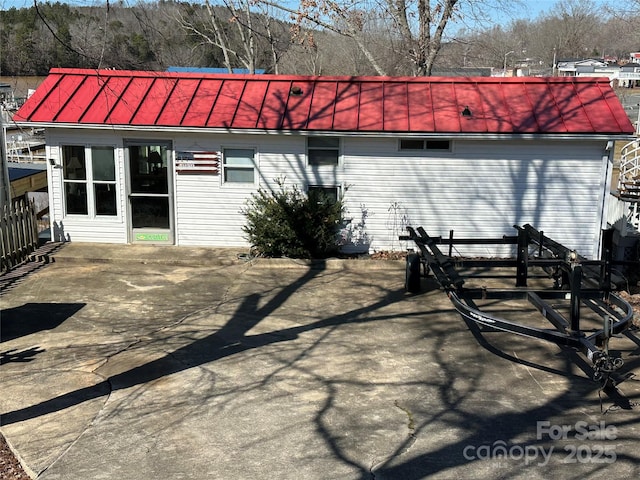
[223,148,255,183]
[308,185,340,204]
[399,139,451,151]
[308,137,340,166]
[92,147,117,216]
[62,145,117,216]
[62,146,88,215]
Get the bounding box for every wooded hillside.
[1,0,638,77]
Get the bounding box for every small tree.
[242,183,343,258]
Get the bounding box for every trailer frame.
[401,224,636,385]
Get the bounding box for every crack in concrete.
[35,337,146,476]
[369,400,419,478]
[32,263,251,477]
[394,399,417,454]
[34,368,110,478]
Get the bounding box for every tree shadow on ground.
[2,265,639,479]
[2,261,411,425]
[1,303,85,343]
[367,312,640,479]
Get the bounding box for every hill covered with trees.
[1,0,638,77]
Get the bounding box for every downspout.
[45,142,56,242]
[597,140,615,259]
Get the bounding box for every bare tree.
[606,0,640,16]
[174,0,247,72]
[173,0,291,73]
[257,0,521,76]
[258,4,293,74]
[278,30,326,75]
[604,0,640,57]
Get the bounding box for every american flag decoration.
[175,151,220,175]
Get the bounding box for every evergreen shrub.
[242,183,343,258]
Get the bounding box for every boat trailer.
[401,224,637,386]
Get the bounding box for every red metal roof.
[13,68,635,135]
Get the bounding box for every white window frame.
[308,185,341,204]
[307,137,341,167]
[222,147,257,185]
[61,144,119,218]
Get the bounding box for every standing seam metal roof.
[12,68,635,135]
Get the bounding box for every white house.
[556,59,609,77]
[556,58,640,88]
[619,63,640,88]
[12,69,635,258]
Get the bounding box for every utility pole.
[503,51,514,77]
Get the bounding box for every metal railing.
[619,72,640,79]
[5,139,46,163]
[618,140,640,199]
[611,139,640,234]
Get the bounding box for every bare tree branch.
[255,0,516,76]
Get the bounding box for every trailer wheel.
[405,253,421,293]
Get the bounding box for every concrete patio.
[1,243,639,479]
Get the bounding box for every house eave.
[11,121,635,142]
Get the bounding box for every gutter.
[9,121,636,142]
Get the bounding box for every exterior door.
[126,141,174,243]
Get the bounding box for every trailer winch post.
[516,226,529,287]
[569,263,583,333]
[448,230,454,257]
[538,230,545,258]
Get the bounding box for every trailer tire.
[406,253,421,293]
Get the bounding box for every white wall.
[173,133,344,248]
[339,138,608,258]
[46,129,609,258]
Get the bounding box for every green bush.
[242,183,343,258]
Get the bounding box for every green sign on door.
[135,233,169,242]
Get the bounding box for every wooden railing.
[0,199,39,273]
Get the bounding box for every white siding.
[173,135,307,247]
[46,129,610,258]
[173,134,608,257]
[338,138,607,258]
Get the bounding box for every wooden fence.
[1,199,39,273]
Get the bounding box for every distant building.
[556,58,609,77]
[619,63,640,88]
[556,57,640,88]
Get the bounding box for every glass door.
[126,141,174,243]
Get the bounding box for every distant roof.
[8,162,46,181]
[167,67,266,74]
[12,68,635,135]
[431,67,492,77]
[557,59,609,70]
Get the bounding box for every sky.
[0,0,611,13]
[0,0,618,23]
